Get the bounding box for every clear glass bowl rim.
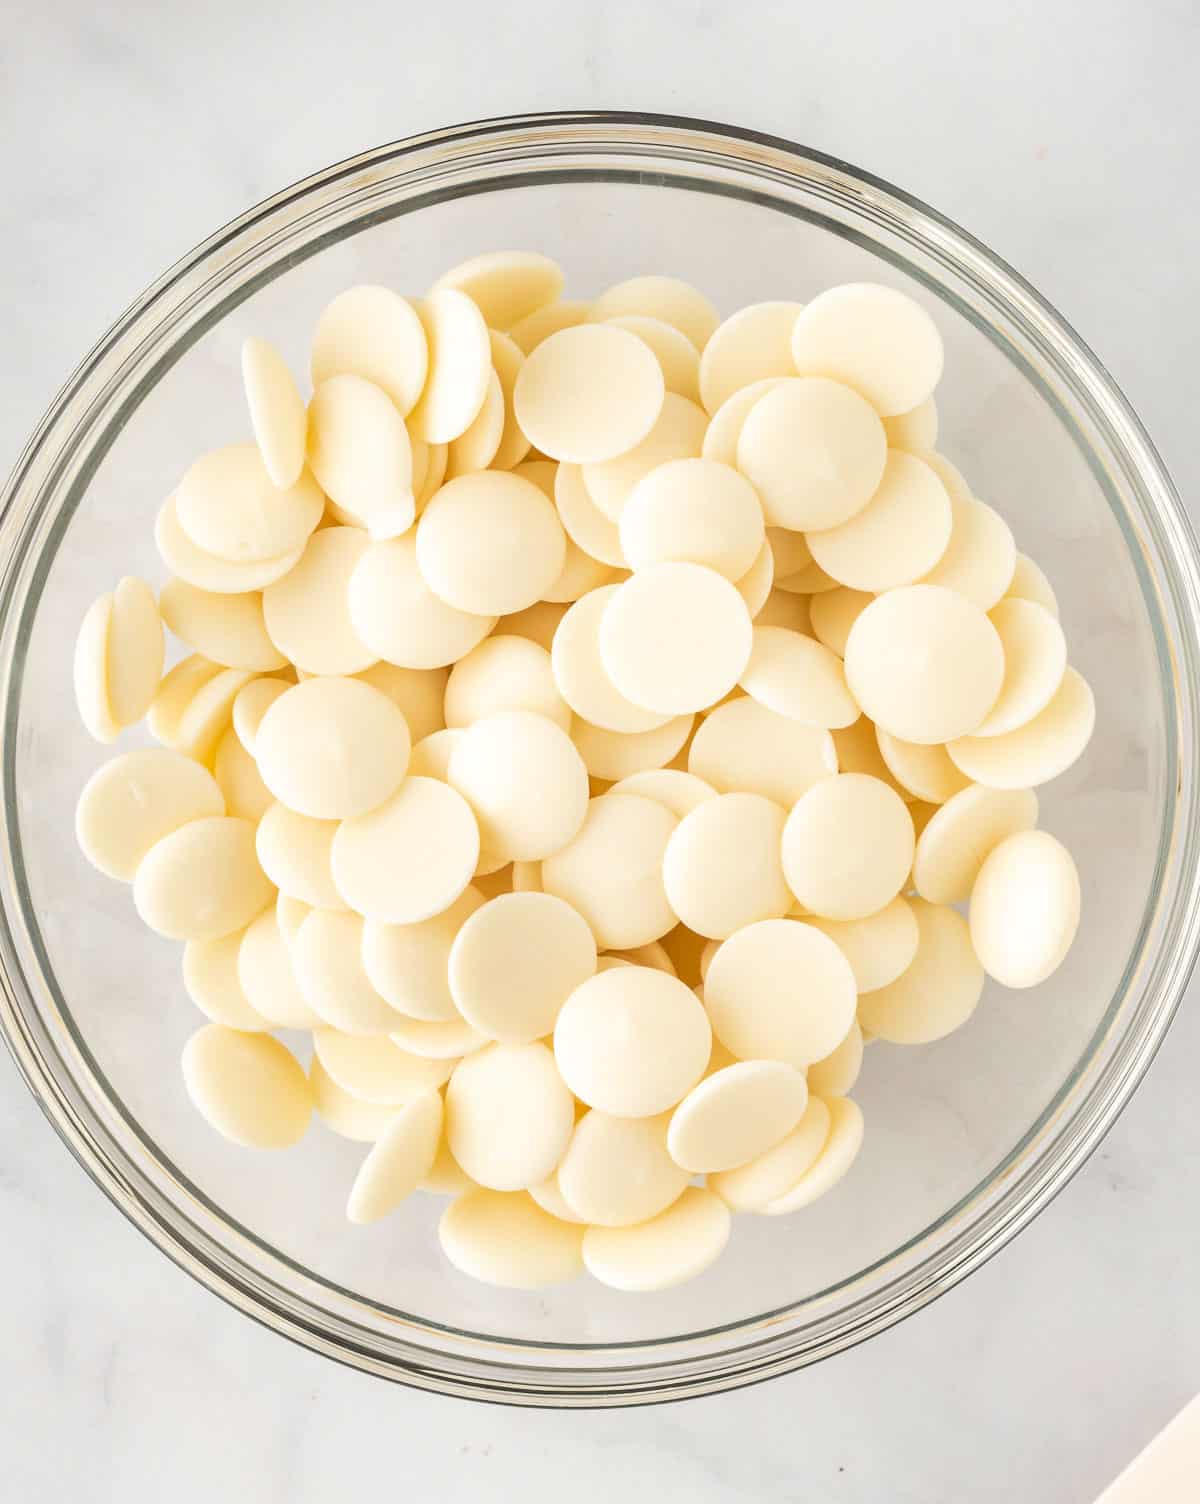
[2,110,1200,1407]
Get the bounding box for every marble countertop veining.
[3,3,1199,1500]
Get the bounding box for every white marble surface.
[2,2,1199,1499]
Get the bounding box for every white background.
[2,3,1198,1499]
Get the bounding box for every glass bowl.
[2,112,1199,1407]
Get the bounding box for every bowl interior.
[0,131,1181,1377]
